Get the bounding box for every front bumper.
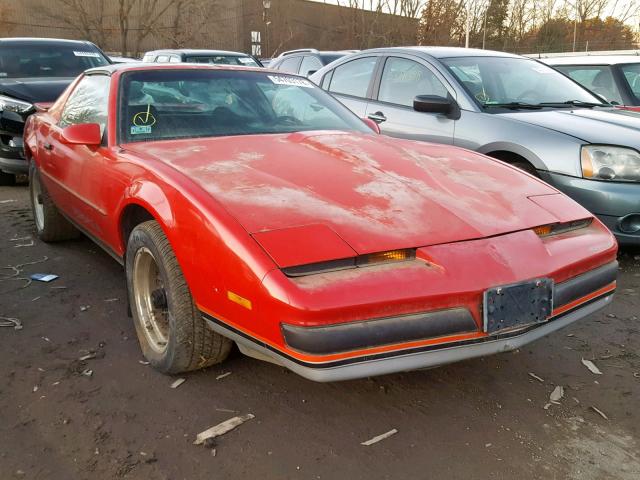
[0,109,28,174]
[541,171,640,245]
[202,261,617,382]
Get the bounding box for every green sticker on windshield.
[131,125,152,135]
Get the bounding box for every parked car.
[0,37,110,185]
[142,49,262,67]
[24,63,617,381]
[109,55,140,64]
[311,47,640,245]
[269,48,357,77]
[541,55,640,111]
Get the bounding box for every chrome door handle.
[367,111,387,124]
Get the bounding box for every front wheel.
[126,220,231,374]
[29,163,80,241]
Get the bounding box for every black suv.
[268,49,357,77]
[142,49,263,67]
[0,38,110,184]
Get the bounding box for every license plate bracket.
[484,278,553,335]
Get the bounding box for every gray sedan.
[310,47,640,245]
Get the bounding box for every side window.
[169,55,181,63]
[156,55,170,63]
[59,75,110,136]
[299,56,323,77]
[378,57,449,107]
[329,57,377,98]
[555,65,622,104]
[278,56,302,74]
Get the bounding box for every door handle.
[367,111,387,124]
[43,143,53,151]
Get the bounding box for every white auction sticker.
[74,51,101,58]
[267,75,314,88]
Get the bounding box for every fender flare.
[477,142,547,171]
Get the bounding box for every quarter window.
[156,55,170,63]
[278,56,302,74]
[299,56,323,77]
[60,75,110,136]
[329,57,377,98]
[378,57,448,107]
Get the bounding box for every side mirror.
[362,117,381,134]
[60,123,102,146]
[413,95,460,120]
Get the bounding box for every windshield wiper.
[538,100,604,108]
[483,102,543,110]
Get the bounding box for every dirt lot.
[1,184,639,480]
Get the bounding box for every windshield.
[442,56,605,108]
[184,55,261,67]
[619,63,640,103]
[0,44,109,79]
[119,69,371,143]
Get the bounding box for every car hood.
[0,77,74,103]
[127,132,582,255]
[500,107,640,146]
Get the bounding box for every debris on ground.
[528,372,544,383]
[0,256,48,289]
[104,298,118,302]
[581,358,603,375]
[0,199,16,204]
[590,405,609,420]
[80,305,90,312]
[79,353,96,361]
[81,369,93,377]
[606,313,617,318]
[170,378,186,389]
[216,372,231,380]
[14,240,34,248]
[194,414,255,445]
[549,386,564,403]
[0,316,22,330]
[361,428,398,446]
[138,360,150,366]
[30,273,58,282]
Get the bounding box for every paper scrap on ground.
[0,316,22,330]
[216,372,231,380]
[170,378,186,389]
[549,385,564,403]
[30,273,58,282]
[194,414,255,445]
[590,405,609,420]
[361,429,398,446]
[582,358,603,375]
[528,372,544,383]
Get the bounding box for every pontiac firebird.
[24,64,618,382]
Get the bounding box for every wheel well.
[120,204,155,251]
[486,150,530,165]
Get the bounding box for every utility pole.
[572,2,578,52]
[465,6,470,48]
[482,8,488,49]
[263,0,271,57]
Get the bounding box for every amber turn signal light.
[356,249,415,266]
[533,218,593,237]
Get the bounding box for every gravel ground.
[1,184,639,480]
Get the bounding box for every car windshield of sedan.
[0,45,109,79]
[120,69,371,142]
[184,55,261,67]
[442,56,606,109]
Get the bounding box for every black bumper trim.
[554,261,618,307]
[200,287,614,370]
[281,308,477,355]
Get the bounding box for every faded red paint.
[24,64,618,364]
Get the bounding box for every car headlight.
[0,95,34,114]
[581,145,640,182]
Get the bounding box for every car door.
[41,74,111,236]
[365,56,456,144]
[326,56,379,117]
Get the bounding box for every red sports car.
[24,64,618,381]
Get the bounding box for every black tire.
[0,170,16,186]
[126,220,231,374]
[29,163,80,242]
[511,161,539,178]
